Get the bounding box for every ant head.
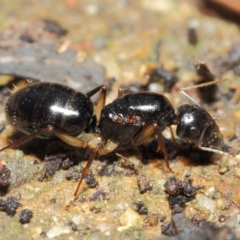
[176,104,223,149]
[176,104,201,144]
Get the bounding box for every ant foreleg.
[156,126,173,172]
[169,125,181,148]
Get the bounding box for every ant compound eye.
[189,126,200,137]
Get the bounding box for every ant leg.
[86,85,106,98]
[179,78,227,107]
[0,127,95,152]
[53,132,111,209]
[0,126,54,152]
[66,140,118,209]
[98,139,119,156]
[169,126,179,146]
[86,85,107,124]
[73,145,99,198]
[169,126,185,150]
[132,124,157,146]
[132,124,172,172]
[156,127,172,172]
[118,87,135,97]
[52,131,93,148]
[65,144,101,209]
[53,130,109,151]
[95,86,107,124]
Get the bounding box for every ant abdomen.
[176,104,223,149]
[5,82,94,138]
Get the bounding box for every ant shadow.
[3,131,93,181]
[6,131,50,160]
[6,131,92,161]
[1,130,217,186]
[139,139,214,167]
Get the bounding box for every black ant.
[0,79,230,208]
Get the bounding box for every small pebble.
[19,209,33,224]
[119,208,143,228]
[196,194,216,213]
[218,165,229,174]
[47,226,72,238]
[218,215,226,222]
[0,196,22,216]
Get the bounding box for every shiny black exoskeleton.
[1,82,107,153]
[3,81,224,162]
[99,92,176,145]
[0,80,227,208]
[5,82,94,138]
[176,104,223,149]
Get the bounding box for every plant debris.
[194,62,218,104]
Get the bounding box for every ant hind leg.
[0,126,54,152]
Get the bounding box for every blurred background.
[0,0,240,239]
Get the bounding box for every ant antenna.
[197,120,234,158]
[199,146,234,158]
[179,79,228,107]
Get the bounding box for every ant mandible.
[0,78,230,208]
